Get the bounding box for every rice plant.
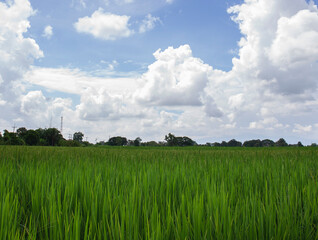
[0,146,318,239]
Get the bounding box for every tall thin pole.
[12,124,17,133]
[60,116,63,133]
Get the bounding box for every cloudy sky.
[1,0,318,144]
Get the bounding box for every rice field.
[1,146,318,239]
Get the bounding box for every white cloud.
[228,0,318,96]
[0,0,43,104]
[21,91,47,116]
[76,87,145,121]
[166,0,174,4]
[139,14,161,33]
[293,124,313,133]
[42,25,53,39]
[3,0,318,144]
[25,67,138,95]
[74,8,133,40]
[134,45,213,107]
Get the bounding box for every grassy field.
[1,146,318,239]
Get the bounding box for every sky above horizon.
[1,0,318,144]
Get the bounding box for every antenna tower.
[12,124,17,133]
[60,116,63,133]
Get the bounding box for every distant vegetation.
[0,127,316,147]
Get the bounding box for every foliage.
[107,136,128,146]
[275,138,288,147]
[44,128,63,146]
[73,132,84,142]
[134,137,142,147]
[165,133,196,146]
[227,139,242,147]
[243,139,262,147]
[16,127,27,140]
[297,141,304,147]
[3,130,24,145]
[24,130,40,146]
[141,141,160,147]
[261,139,275,147]
[59,139,81,147]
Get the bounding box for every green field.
[1,146,318,239]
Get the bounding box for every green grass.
[1,146,318,239]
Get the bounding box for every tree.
[180,136,196,146]
[59,139,81,147]
[44,128,63,146]
[134,137,142,147]
[141,141,159,147]
[297,141,304,147]
[243,139,262,147]
[17,127,28,140]
[73,132,84,142]
[0,132,3,145]
[3,130,24,145]
[275,138,288,147]
[261,139,275,147]
[165,133,178,146]
[107,136,128,146]
[227,139,242,147]
[24,130,40,146]
[165,133,196,146]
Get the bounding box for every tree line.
[0,128,316,147]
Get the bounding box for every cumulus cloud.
[74,8,133,40]
[42,25,53,39]
[135,45,213,106]
[228,0,318,96]
[293,124,313,133]
[139,14,161,33]
[76,87,147,121]
[4,0,318,144]
[21,91,47,115]
[0,0,43,104]
[25,67,138,95]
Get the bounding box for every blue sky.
[1,0,318,144]
[28,0,241,71]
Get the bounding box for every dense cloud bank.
[1,0,318,144]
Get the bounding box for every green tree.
[227,139,242,147]
[165,133,178,146]
[73,132,84,142]
[243,139,262,147]
[59,139,81,147]
[17,127,28,140]
[3,130,24,145]
[0,132,3,145]
[180,136,196,146]
[297,141,304,147]
[261,139,275,147]
[107,136,128,146]
[134,137,142,147]
[141,141,160,147]
[275,138,288,147]
[44,128,63,146]
[164,133,196,146]
[24,130,40,146]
